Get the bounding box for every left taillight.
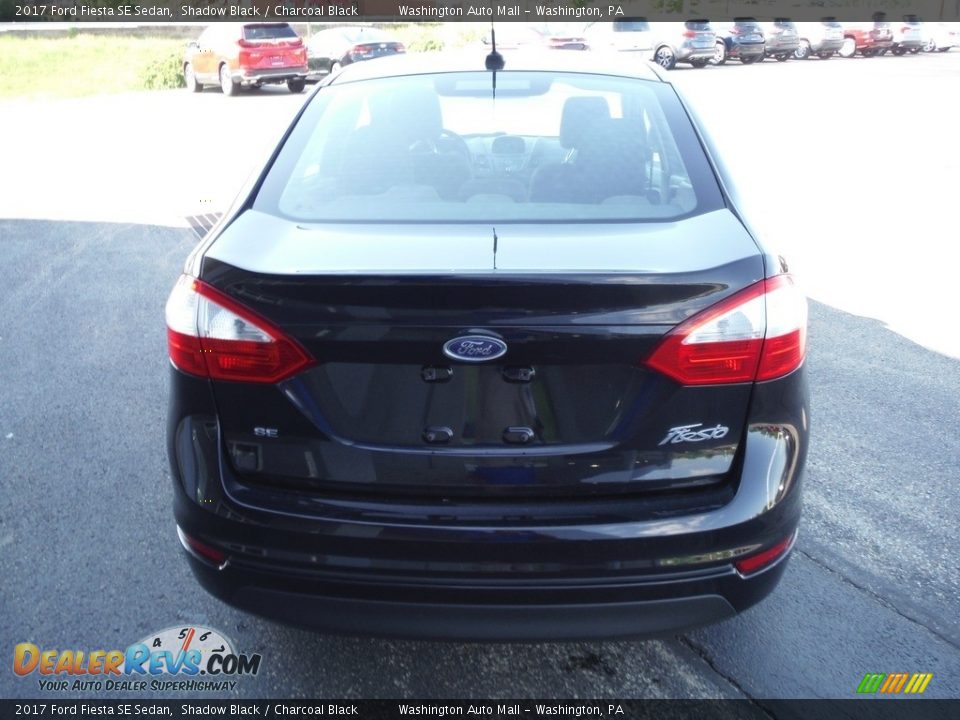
[644,274,807,386]
[165,275,314,384]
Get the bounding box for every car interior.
[275,73,699,222]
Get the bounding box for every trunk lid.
[239,24,305,70]
[201,209,764,499]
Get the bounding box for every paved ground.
[1,49,958,701]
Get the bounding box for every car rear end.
[535,23,590,50]
[793,21,843,58]
[609,19,654,52]
[867,21,895,51]
[935,23,959,50]
[891,17,924,53]
[165,60,808,640]
[675,20,717,63]
[342,36,406,66]
[232,23,307,87]
[725,19,766,61]
[763,19,800,58]
[811,20,844,54]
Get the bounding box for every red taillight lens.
[238,50,262,66]
[395,43,406,52]
[351,44,370,55]
[735,532,795,575]
[644,275,807,386]
[165,275,314,384]
[177,527,227,565]
[682,30,697,38]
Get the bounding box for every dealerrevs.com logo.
[13,626,262,693]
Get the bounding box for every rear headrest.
[578,118,648,161]
[387,85,444,142]
[559,96,611,150]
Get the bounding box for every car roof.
[327,49,665,85]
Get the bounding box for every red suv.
[839,20,894,57]
[184,23,308,96]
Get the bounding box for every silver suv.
[648,20,717,70]
[793,20,845,59]
[761,19,800,61]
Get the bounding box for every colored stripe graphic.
[857,674,886,693]
[880,673,907,693]
[858,672,932,694]
[906,673,933,694]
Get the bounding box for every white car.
[922,22,958,52]
[889,18,924,54]
[793,20,845,59]
[583,19,654,53]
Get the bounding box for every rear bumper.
[676,45,716,62]
[234,66,307,85]
[811,38,844,52]
[182,549,797,640]
[168,365,807,640]
[861,38,894,50]
[765,42,800,55]
[727,42,765,58]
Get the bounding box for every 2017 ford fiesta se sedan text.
[165,51,809,641]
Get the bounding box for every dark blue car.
[712,18,767,65]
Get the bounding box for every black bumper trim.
[188,556,741,641]
[230,587,733,642]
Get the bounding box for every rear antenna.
[486,22,503,102]
[485,22,504,72]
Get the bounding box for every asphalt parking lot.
[1,50,958,702]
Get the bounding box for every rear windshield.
[255,71,723,224]
[243,24,297,41]
[613,20,650,32]
[685,20,712,31]
[343,27,391,43]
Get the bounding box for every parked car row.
[580,17,957,69]
[182,19,959,96]
[182,22,409,95]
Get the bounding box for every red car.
[839,20,894,57]
[184,23,308,96]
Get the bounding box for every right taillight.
[165,275,314,384]
[735,531,795,575]
[644,274,807,386]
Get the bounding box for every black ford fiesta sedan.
[165,50,808,640]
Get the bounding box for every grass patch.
[0,35,187,99]
[378,23,487,53]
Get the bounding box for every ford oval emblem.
[443,335,507,363]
